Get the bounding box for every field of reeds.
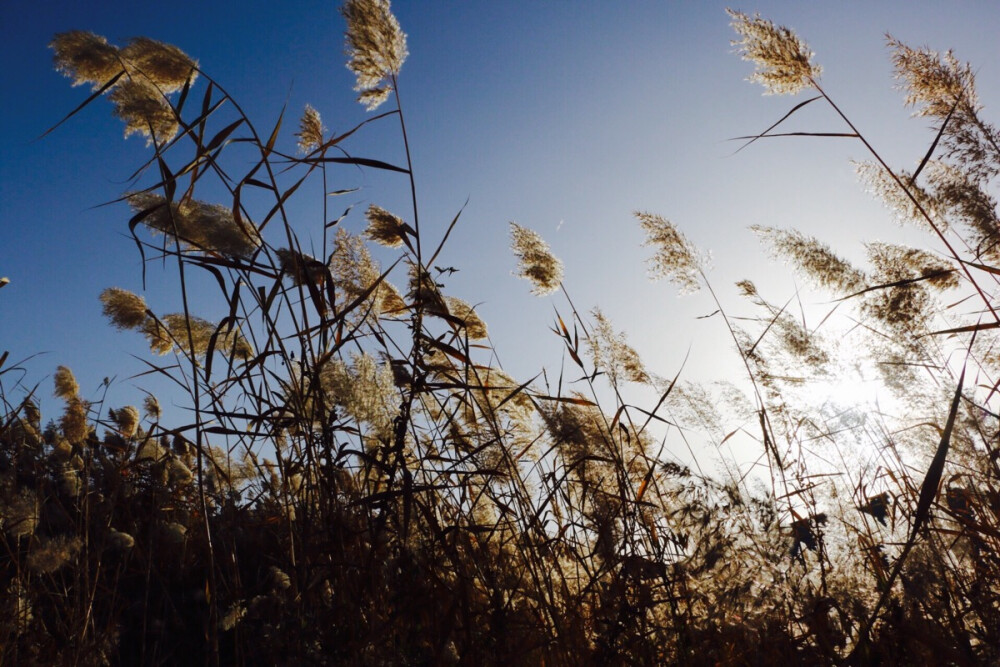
[5,3,1000,664]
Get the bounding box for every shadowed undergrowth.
[5,4,1000,665]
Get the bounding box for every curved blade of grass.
[36,72,123,140]
[313,155,410,174]
[730,95,822,154]
[909,94,960,185]
[834,269,955,302]
[854,364,965,657]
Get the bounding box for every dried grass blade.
[533,394,597,406]
[37,71,124,140]
[921,321,1000,337]
[731,131,859,139]
[855,365,966,656]
[836,269,956,301]
[263,104,285,157]
[426,199,468,268]
[315,155,410,173]
[910,94,960,185]
[204,118,244,152]
[731,95,821,154]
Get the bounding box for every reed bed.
[3,4,1000,664]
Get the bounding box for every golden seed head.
[112,405,141,439]
[121,36,198,94]
[588,308,650,385]
[61,398,90,444]
[363,204,408,248]
[127,191,260,257]
[342,0,408,110]
[636,211,704,294]
[143,395,162,421]
[888,37,977,119]
[855,161,941,230]
[109,78,179,144]
[275,248,327,287]
[408,264,448,313]
[752,225,866,295]
[728,9,821,95]
[296,104,325,153]
[142,313,253,360]
[2,491,40,538]
[53,366,79,400]
[100,287,149,330]
[509,222,564,296]
[445,296,488,340]
[51,31,123,89]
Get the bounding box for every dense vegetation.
[4,3,1000,664]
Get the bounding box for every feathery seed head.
[728,9,821,95]
[109,78,179,144]
[509,222,564,296]
[120,37,198,93]
[220,604,246,631]
[275,248,327,287]
[927,162,1000,258]
[100,287,149,330]
[752,226,866,295]
[51,31,123,89]
[54,366,79,400]
[888,37,977,119]
[112,405,141,438]
[357,87,391,110]
[23,400,40,428]
[855,161,941,229]
[408,264,448,313]
[866,242,958,290]
[364,204,408,248]
[320,353,397,439]
[136,437,166,462]
[61,398,90,444]
[143,395,162,421]
[445,296,488,340]
[296,104,325,153]
[142,313,253,360]
[127,192,260,256]
[52,438,73,460]
[589,309,651,385]
[269,566,292,592]
[329,228,399,321]
[378,280,407,314]
[161,522,188,545]
[342,0,408,110]
[636,211,704,294]
[168,458,194,486]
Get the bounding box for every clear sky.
[3,1,999,467]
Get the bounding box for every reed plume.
[342,0,408,110]
[509,222,564,296]
[727,8,821,95]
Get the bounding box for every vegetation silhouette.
[3,3,1000,664]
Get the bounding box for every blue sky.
[2,1,999,456]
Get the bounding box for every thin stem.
[811,78,1000,325]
